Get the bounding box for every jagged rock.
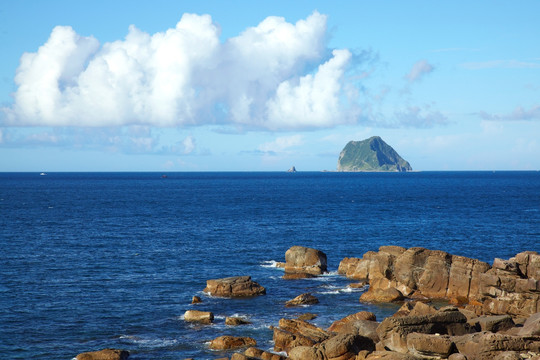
[339,247,540,317]
[328,311,377,332]
[406,333,455,358]
[288,346,325,360]
[519,312,540,336]
[226,316,251,326]
[285,293,319,307]
[284,246,327,276]
[392,302,438,318]
[360,287,404,303]
[184,310,214,324]
[468,315,514,333]
[273,318,330,352]
[288,333,374,360]
[453,332,540,360]
[209,336,257,350]
[376,308,471,353]
[362,350,420,359]
[76,349,129,360]
[191,295,202,304]
[330,319,380,343]
[243,347,286,360]
[298,313,318,321]
[204,276,266,297]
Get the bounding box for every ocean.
[1,171,539,359]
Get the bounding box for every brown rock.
[284,246,328,275]
[453,331,540,360]
[376,309,470,353]
[448,354,467,360]
[360,287,404,303]
[191,295,202,304]
[285,293,319,307]
[319,333,375,359]
[288,346,325,360]
[468,315,514,333]
[204,276,266,297]
[518,312,540,336]
[76,349,129,360]
[273,318,330,352]
[226,316,251,326]
[244,347,286,360]
[328,311,377,332]
[392,302,437,318]
[298,313,318,321]
[183,310,214,324]
[406,332,455,358]
[364,350,420,359]
[209,336,257,350]
[283,272,317,279]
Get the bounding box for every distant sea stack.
[337,136,412,172]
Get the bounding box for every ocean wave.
[119,334,178,349]
[260,260,285,270]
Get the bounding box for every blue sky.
[1,0,539,171]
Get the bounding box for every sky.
[1,1,539,171]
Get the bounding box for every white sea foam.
[260,260,285,270]
[119,334,178,348]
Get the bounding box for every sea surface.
[1,171,539,359]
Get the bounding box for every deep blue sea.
[1,171,539,359]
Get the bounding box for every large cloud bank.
[3,12,359,130]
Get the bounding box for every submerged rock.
[285,293,319,307]
[225,316,251,326]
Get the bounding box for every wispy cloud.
[405,60,434,83]
[461,59,540,70]
[478,105,540,121]
[1,12,363,131]
[257,134,304,154]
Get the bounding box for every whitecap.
[260,260,285,271]
[119,335,178,349]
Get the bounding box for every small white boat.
[40,172,47,176]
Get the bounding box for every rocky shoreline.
[77,246,540,360]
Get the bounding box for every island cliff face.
[337,136,412,172]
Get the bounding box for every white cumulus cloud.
[2,11,359,131]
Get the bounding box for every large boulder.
[243,347,286,360]
[204,276,266,297]
[406,333,455,358]
[288,333,375,360]
[452,332,540,360]
[76,349,129,360]
[183,310,214,324]
[518,312,540,336]
[376,308,471,353]
[284,246,327,276]
[209,336,257,350]
[273,318,330,352]
[328,311,376,332]
[468,314,514,333]
[360,287,404,303]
